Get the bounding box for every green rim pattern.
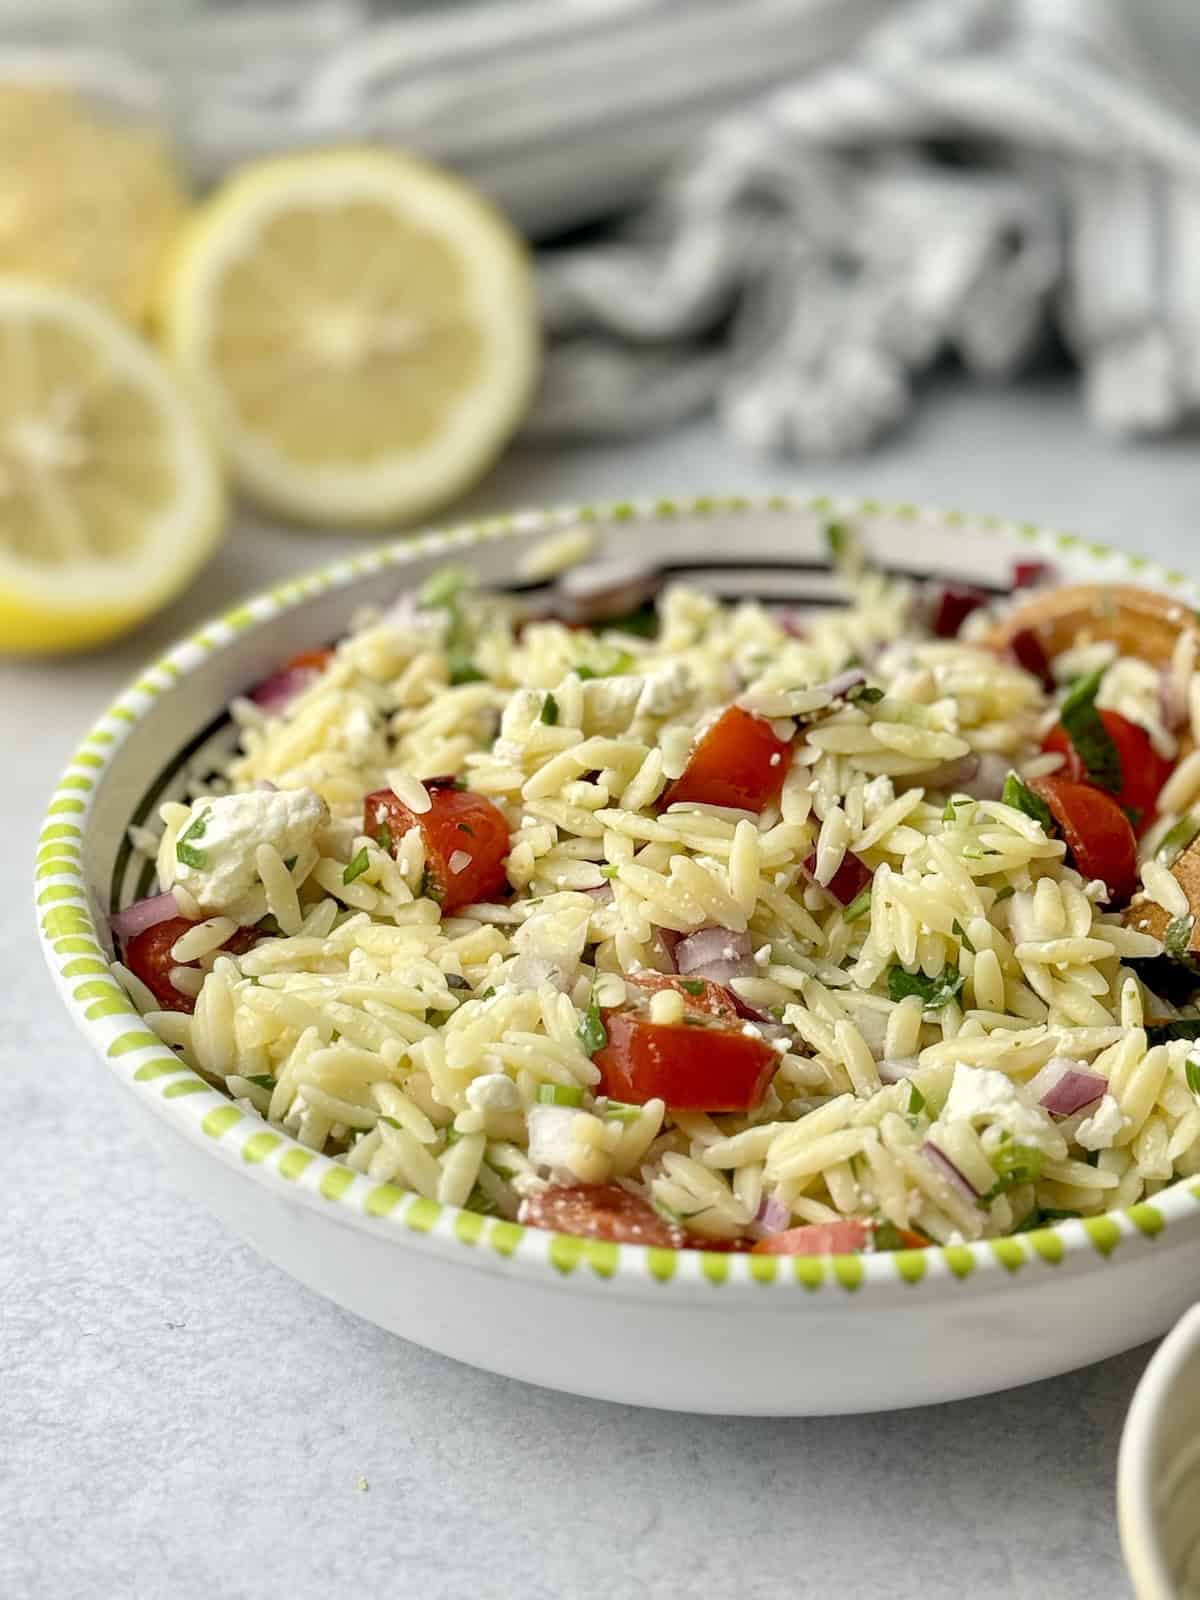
[32,492,1200,1295]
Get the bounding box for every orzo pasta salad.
[110,536,1200,1254]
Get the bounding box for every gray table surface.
[5,376,1196,1600]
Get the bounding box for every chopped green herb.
[575,647,634,680]
[952,918,975,954]
[445,972,470,991]
[465,1182,500,1217]
[679,979,705,995]
[1187,1056,1200,1097]
[537,1083,585,1107]
[174,805,211,870]
[886,964,964,1009]
[1165,915,1196,961]
[1085,1149,1100,1167]
[419,866,443,902]
[448,652,485,685]
[380,1115,404,1131]
[600,865,620,879]
[871,1220,928,1252]
[375,822,393,853]
[418,565,469,609]
[578,988,608,1057]
[1002,771,1054,831]
[982,1142,1044,1202]
[444,1126,463,1144]
[244,1073,276,1090]
[1014,1206,1081,1233]
[540,692,559,726]
[825,520,847,559]
[842,887,872,923]
[343,847,370,885]
[601,1100,643,1124]
[1157,814,1200,866]
[283,855,297,872]
[1146,1019,1200,1046]
[1059,667,1122,792]
[480,986,496,1000]
[993,884,1016,904]
[847,683,884,705]
[907,1083,926,1116]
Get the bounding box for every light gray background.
[4,376,1197,1599]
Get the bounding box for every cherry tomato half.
[661,706,792,812]
[364,784,510,914]
[595,1007,777,1113]
[1029,775,1138,905]
[1042,709,1172,835]
[122,917,259,1013]
[623,971,740,1022]
[520,1184,686,1248]
[750,1219,927,1256]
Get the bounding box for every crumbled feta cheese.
[527,1104,589,1170]
[942,1063,1061,1154]
[1075,1093,1125,1151]
[635,660,693,720]
[465,1073,521,1115]
[753,944,771,968]
[171,787,327,920]
[862,775,895,817]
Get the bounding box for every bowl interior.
[1121,1305,1200,1599]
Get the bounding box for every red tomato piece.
[802,849,872,906]
[364,785,510,914]
[520,1184,686,1248]
[1042,710,1172,836]
[122,917,259,1014]
[623,971,739,1022]
[595,1009,777,1113]
[752,1219,874,1256]
[1011,559,1056,591]
[661,706,792,812]
[1029,775,1138,905]
[284,647,335,673]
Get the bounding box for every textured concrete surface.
[6,378,1194,1598]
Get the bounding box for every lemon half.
[159,148,540,527]
[0,281,225,654]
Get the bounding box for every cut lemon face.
[159,148,540,527]
[0,281,225,655]
[0,81,187,325]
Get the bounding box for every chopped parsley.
[1157,814,1200,867]
[465,1183,500,1217]
[952,919,975,954]
[886,964,964,1009]
[679,979,705,995]
[1165,915,1196,961]
[982,1143,1044,1202]
[1002,771,1054,831]
[575,647,635,680]
[174,805,212,870]
[1059,667,1122,792]
[342,847,370,885]
[540,692,559,726]
[375,822,393,853]
[993,884,1016,904]
[244,1073,277,1090]
[1014,1206,1081,1233]
[419,866,443,902]
[600,865,620,879]
[577,988,608,1057]
[1187,1056,1200,1097]
[480,986,496,1000]
[907,1083,926,1116]
[1146,1019,1200,1046]
[847,683,884,705]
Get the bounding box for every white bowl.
[35,492,1200,1415]
[1120,1305,1200,1599]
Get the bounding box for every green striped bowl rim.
[33,492,1200,1296]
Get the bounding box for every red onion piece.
[250,664,320,715]
[923,1140,981,1201]
[583,883,615,904]
[1007,627,1056,692]
[1029,1056,1106,1118]
[676,927,753,976]
[110,890,180,942]
[555,559,662,625]
[802,850,872,906]
[751,1193,792,1238]
[926,583,991,639]
[778,611,808,640]
[1012,559,1057,591]
[819,668,868,700]
[648,926,680,973]
[687,956,757,987]
[956,752,1011,801]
